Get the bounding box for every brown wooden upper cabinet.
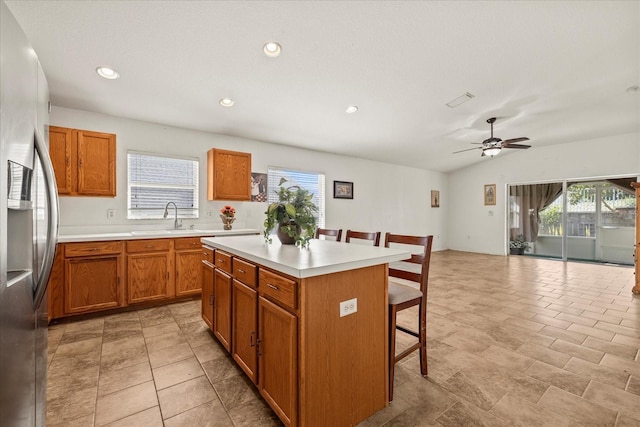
[207,148,251,201]
[49,126,116,197]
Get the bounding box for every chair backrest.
[345,230,381,246]
[384,233,433,295]
[315,228,343,242]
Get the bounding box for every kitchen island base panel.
[299,264,388,426]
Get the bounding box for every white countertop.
[201,235,411,279]
[58,228,260,243]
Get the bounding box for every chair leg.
[419,303,427,376]
[388,304,397,401]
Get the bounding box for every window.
[127,152,199,219]
[267,167,325,228]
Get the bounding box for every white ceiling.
[6,1,640,173]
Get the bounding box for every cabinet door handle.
[117,277,120,285]
[256,338,262,356]
[250,331,255,347]
[209,294,214,306]
[267,283,279,291]
[166,272,169,281]
[237,268,245,274]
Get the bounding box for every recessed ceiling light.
[346,105,358,114]
[446,92,474,108]
[263,42,282,57]
[96,66,120,80]
[627,85,640,93]
[219,98,235,107]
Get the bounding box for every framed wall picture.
[250,172,267,202]
[484,184,496,206]
[333,181,353,199]
[431,190,440,208]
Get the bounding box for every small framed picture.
[484,184,496,206]
[333,181,353,199]
[431,190,440,208]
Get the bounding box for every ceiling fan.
[453,117,530,157]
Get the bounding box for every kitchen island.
[200,235,410,427]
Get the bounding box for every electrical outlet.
[207,211,213,217]
[339,298,357,317]
[107,209,115,220]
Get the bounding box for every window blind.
[127,152,199,219]
[267,167,325,228]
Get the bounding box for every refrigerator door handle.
[33,128,59,309]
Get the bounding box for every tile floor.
[47,250,639,426]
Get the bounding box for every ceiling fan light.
[483,147,501,157]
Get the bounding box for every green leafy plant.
[509,234,531,251]
[264,177,318,248]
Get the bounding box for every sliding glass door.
[508,177,636,265]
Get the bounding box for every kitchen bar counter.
[201,235,410,278]
[200,234,411,426]
[58,228,260,243]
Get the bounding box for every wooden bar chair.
[344,229,381,246]
[314,228,342,242]
[385,232,433,400]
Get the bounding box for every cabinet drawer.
[215,251,232,274]
[175,237,202,250]
[202,246,214,265]
[127,239,172,253]
[259,269,297,310]
[233,258,257,288]
[65,241,123,257]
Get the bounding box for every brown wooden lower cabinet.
[175,249,203,297]
[201,258,214,329]
[63,241,125,314]
[258,295,297,426]
[48,237,207,321]
[65,254,123,314]
[175,237,204,297]
[232,280,258,383]
[213,268,233,351]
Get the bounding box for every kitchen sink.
[167,229,203,234]
[130,230,171,236]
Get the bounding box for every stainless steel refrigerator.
[1,1,59,426]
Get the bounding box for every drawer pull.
[237,268,246,274]
[218,259,224,263]
[267,283,279,291]
[89,248,99,251]
[145,245,153,248]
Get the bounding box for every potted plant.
[264,178,318,248]
[509,234,531,255]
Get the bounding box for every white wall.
[447,132,640,255]
[51,107,448,250]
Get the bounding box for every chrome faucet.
[163,201,180,229]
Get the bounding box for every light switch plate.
[339,298,357,317]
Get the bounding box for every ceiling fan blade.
[501,137,529,144]
[502,143,531,149]
[452,147,481,154]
